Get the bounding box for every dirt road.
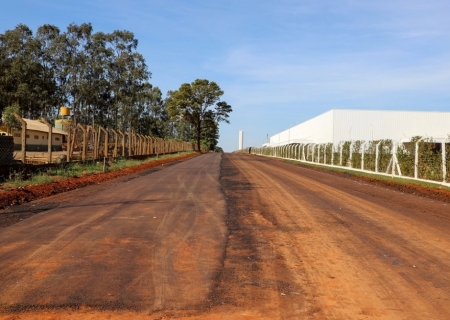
[0,154,227,319]
[1,153,450,319]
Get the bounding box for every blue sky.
[2,0,450,151]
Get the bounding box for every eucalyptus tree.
[106,30,150,132]
[35,24,61,118]
[138,86,171,138]
[59,23,93,123]
[165,90,194,142]
[168,79,232,151]
[201,110,220,150]
[81,31,112,127]
[0,24,42,117]
[0,23,155,135]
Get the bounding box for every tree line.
[0,23,231,151]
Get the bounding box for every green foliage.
[350,141,362,168]
[341,141,351,166]
[363,141,377,171]
[1,104,22,132]
[0,23,208,146]
[377,140,393,172]
[0,23,151,132]
[168,79,232,151]
[304,144,312,161]
[251,139,450,184]
[397,143,414,177]
[446,143,450,183]
[332,152,340,165]
[323,143,332,164]
[417,141,442,181]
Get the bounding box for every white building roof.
[269,109,450,146]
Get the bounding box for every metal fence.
[239,138,450,185]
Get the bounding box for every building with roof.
[12,118,67,151]
[268,109,450,147]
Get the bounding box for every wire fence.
[9,118,197,165]
[239,138,450,184]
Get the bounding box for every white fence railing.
[237,138,450,186]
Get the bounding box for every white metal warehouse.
[268,109,450,146]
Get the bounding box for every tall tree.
[35,24,61,118]
[0,24,42,117]
[168,79,232,151]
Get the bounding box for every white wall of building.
[270,110,334,146]
[269,109,450,146]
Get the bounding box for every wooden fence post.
[41,118,53,163]
[77,123,86,161]
[98,126,108,158]
[14,113,27,163]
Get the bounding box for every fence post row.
[246,138,450,186]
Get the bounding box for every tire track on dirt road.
[251,156,450,317]
[0,154,228,317]
[150,154,227,312]
[211,154,450,319]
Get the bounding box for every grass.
[282,158,450,192]
[2,151,195,190]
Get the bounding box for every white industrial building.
[268,109,450,146]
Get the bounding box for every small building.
[269,109,450,146]
[13,118,67,151]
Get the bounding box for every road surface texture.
[1,153,450,319]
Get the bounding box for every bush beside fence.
[237,138,450,184]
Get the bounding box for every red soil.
[0,153,200,210]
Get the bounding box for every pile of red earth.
[0,153,199,209]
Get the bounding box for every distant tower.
[239,130,244,150]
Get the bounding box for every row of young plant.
[240,138,450,183]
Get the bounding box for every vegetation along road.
[1,153,450,319]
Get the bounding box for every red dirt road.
[0,154,227,319]
[1,153,450,319]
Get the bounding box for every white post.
[414,138,424,179]
[340,143,343,166]
[442,141,446,182]
[317,144,320,163]
[361,142,365,170]
[349,141,354,168]
[394,142,402,176]
[302,144,306,161]
[375,141,381,173]
[311,144,315,162]
[331,143,334,165]
[331,144,334,165]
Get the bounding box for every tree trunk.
[197,125,201,151]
